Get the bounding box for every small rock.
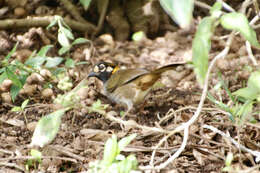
[14,7,26,17]
[42,88,53,99]
[1,92,12,103]
[0,79,12,92]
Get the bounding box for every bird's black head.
[88,61,119,83]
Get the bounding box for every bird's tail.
[151,62,185,75]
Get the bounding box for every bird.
[88,61,184,116]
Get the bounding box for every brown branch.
[59,0,87,23]
[0,16,96,32]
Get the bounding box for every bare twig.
[0,156,77,163]
[203,124,260,162]
[0,162,24,171]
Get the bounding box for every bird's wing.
[105,68,148,93]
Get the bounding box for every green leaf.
[5,67,22,88]
[132,31,145,41]
[65,58,75,68]
[37,45,53,57]
[72,37,89,45]
[118,134,136,154]
[80,0,92,10]
[30,108,69,147]
[192,17,215,85]
[45,57,64,68]
[11,106,22,112]
[102,134,118,166]
[10,84,22,102]
[220,13,260,48]
[58,30,70,48]
[58,46,71,55]
[233,87,257,100]
[236,100,253,121]
[21,99,29,110]
[5,42,18,61]
[30,149,42,163]
[60,27,74,40]
[25,57,46,68]
[0,71,7,84]
[159,0,194,29]
[47,18,58,30]
[233,71,260,101]
[118,154,138,173]
[210,2,222,18]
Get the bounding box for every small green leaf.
[210,2,222,18]
[225,152,233,166]
[80,0,92,10]
[0,71,7,84]
[30,108,69,147]
[192,17,215,85]
[58,30,70,48]
[132,31,145,41]
[233,71,260,100]
[159,0,194,29]
[37,45,53,57]
[220,13,260,48]
[45,57,64,68]
[5,42,18,61]
[58,46,71,55]
[21,99,29,110]
[10,84,22,102]
[11,106,22,112]
[103,134,118,166]
[25,57,46,68]
[72,37,89,45]
[5,67,22,88]
[118,134,136,154]
[47,18,58,30]
[30,149,42,163]
[60,27,74,40]
[65,58,75,68]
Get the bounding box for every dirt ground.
[0,0,260,172]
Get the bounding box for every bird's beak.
[87,72,97,78]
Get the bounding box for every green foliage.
[26,149,42,171]
[87,134,138,173]
[192,16,216,85]
[192,2,260,85]
[159,0,194,29]
[80,0,92,10]
[30,108,69,147]
[132,31,145,41]
[88,99,109,113]
[47,16,89,55]
[220,13,260,48]
[222,152,234,172]
[11,99,29,112]
[233,71,260,102]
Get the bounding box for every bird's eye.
[99,64,106,72]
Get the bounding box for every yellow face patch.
[112,66,120,74]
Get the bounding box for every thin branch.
[203,124,260,162]
[0,156,77,163]
[0,16,96,32]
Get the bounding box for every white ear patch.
[93,66,99,73]
[106,66,113,73]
